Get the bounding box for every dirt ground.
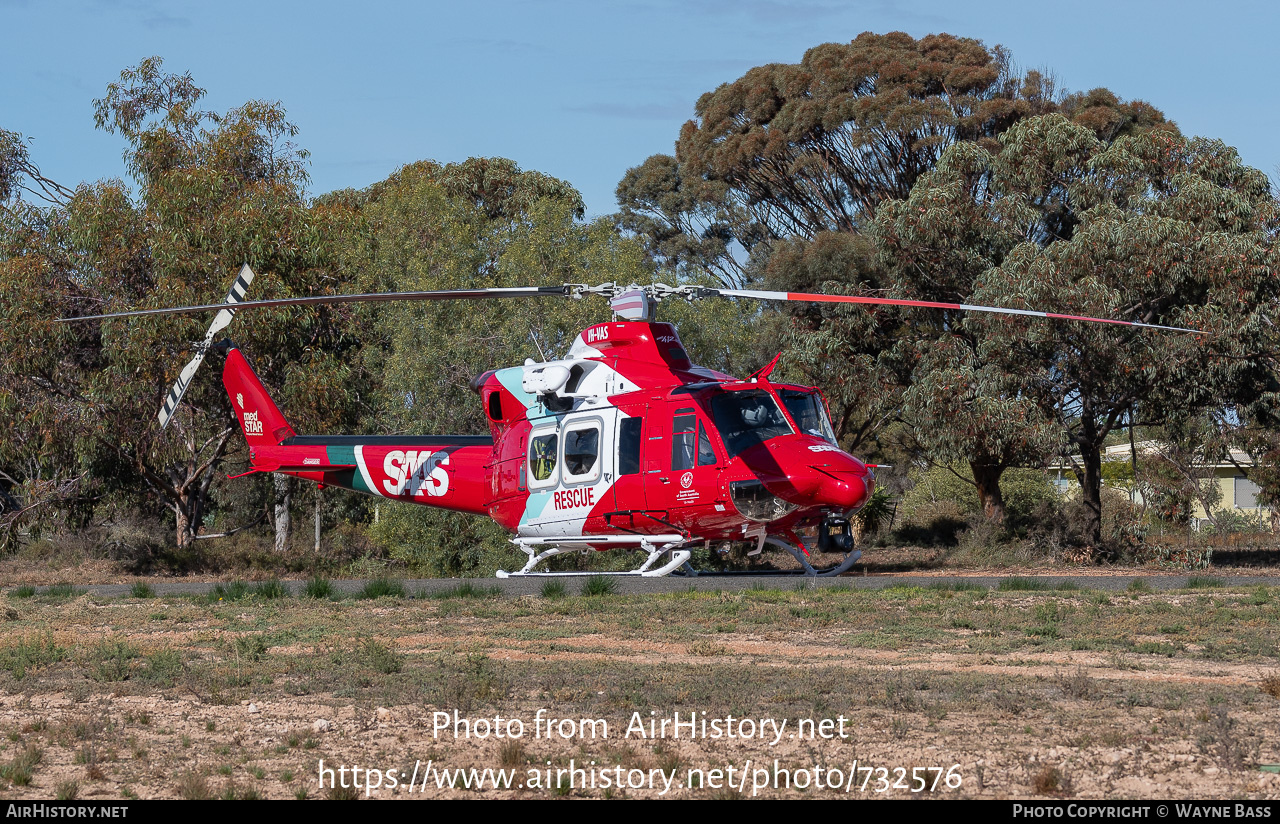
[1,578,1279,800]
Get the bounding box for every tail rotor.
[157,264,255,430]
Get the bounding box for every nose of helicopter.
[737,436,872,514]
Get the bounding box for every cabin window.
[564,425,600,479]
[529,433,558,483]
[487,391,503,421]
[618,418,642,475]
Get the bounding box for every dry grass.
[0,583,1277,797]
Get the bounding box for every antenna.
[528,328,549,362]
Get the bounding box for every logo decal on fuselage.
[383,450,450,497]
[242,410,263,435]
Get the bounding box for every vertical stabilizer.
[222,348,296,446]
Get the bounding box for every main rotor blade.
[60,286,570,323]
[715,288,1205,334]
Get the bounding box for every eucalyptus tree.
[1,57,364,549]
[954,116,1279,545]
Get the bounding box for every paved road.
[4,573,1276,599]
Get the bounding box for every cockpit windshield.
[710,389,793,458]
[779,389,837,444]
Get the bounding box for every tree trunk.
[971,462,1007,524]
[174,489,204,549]
[273,473,292,553]
[1077,411,1104,547]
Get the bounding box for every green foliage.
[129,582,155,599]
[899,465,980,525]
[540,580,567,599]
[369,504,517,577]
[0,634,65,679]
[361,639,404,674]
[88,639,142,681]
[232,635,268,662]
[251,578,287,600]
[2,56,366,550]
[581,575,618,596]
[997,578,1052,591]
[1203,509,1267,535]
[303,576,333,599]
[854,487,894,534]
[357,577,405,600]
[209,581,250,602]
[43,583,84,600]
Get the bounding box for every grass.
[0,634,67,680]
[927,581,987,592]
[0,746,43,787]
[303,576,333,599]
[357,577,406,600]
[0,579,1278,797]
[209,580,250,602]
[8,585,36,599]
[44,582,84,600]
[1186,576,1225,589]
[361,639,404,674]
[581,575,619,596]
[1127,579,1153,593]
[997,577,1052,591]
[88,639,142,682]
[129,582,155,598]
[252,578,288,599]
[431,582,501,599]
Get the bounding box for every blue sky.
[4,0,1277,218]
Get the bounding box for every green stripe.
[326,445,357,466]
[326,446,372,494]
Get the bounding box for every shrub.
[357,577,405,600]
[581,576,618,596]
[252,579,287,600]
[303,576,333,599]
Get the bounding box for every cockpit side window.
[696,422,716,466]
[779,389,838,444]
[710,389,793,459]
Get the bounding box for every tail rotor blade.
[156,264,257,430]
[158,348,207,429]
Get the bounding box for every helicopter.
[66,265,1200,578]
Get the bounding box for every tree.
[616,32,1174,512]
[959,117,1278,545]
[617,32,1162,283]
[0,57,365,549]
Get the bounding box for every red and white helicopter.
[72,265,1199,578]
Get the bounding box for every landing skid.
[496,535,859,579]
[674,537,861,578]
[497,534,690,578]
